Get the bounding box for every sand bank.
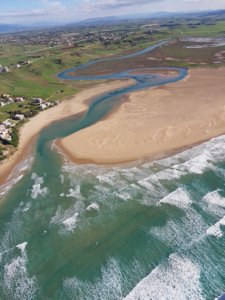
[59,68,225,165]
[0,79,134,185]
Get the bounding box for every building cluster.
[0,94,25,107]
[0,94,58,144]
[0,115,25,143]
[0,94,57,109]
[80,31,134,44]
[0,120,15,142]
[32,97,58,110]
[0,28,135,47]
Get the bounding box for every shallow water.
[0,41,225,300]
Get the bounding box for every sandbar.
[0,79,134,185]
[58,67,225,165]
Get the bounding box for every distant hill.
[201,9,225,17]
[67,9,225,27]
[79,16,119,23]
[0,23,27,34]
[1,9,225,34]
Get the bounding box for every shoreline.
[0,79,134,187]
[57,134,217,167]
[58,67,225,166]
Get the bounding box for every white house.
[14,114,25,121]
[3,119,14,128]
[0,124,11,142]
[40,104,47,110]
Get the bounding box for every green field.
[1,18,225,101]
[0,17,225,160]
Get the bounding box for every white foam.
[0,155,33,198]
[94,185,111,193]
[149,208,207,250]
[31,183,48,199]
[23,203,31,212]
[138,177,166,198]
[0,175,23,198]
[16,242,27,254]
[124,254,203,300]
[152,167,186,181]
[120,167,143,181]
[159,188,192,209]
[154,136,225,177]
[206,216,225,238]
[114,192,132,201]
[203,190,225,208]
[62,213,79,231]
[179,152,212,174]
[66,186,82,199]
[30,173,48,199]
[202,190,225,217]
[96,173,117,186]
[63,257,123,300]
[86,203,99,211]
[3,251,38,300]
[50,204,84,233]
[31,173,42,182]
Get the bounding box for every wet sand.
[0,79,134,185]
[59,68,225,165]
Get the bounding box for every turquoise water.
[0,41,225,300]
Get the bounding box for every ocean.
[1,133,225,299]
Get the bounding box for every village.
[0,93,58,154]
[0,26,137,47]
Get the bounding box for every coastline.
[0,79,134,186]
[58,67,225,165]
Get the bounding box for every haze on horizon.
[1,0,225,25]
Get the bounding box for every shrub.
[10,127,19,147]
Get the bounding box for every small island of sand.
[58,67,225,165]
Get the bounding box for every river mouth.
[2,41,225,299]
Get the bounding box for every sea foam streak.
[0,155,33,198]
[149,208,207,250]
[30,173,48,199]
[63,213,79,231]
[202,190,225,217]
[86,203,100,211]
[206,216,225,238]
[2,246,38,300]
[203,190,225,208]
[124,254,203,300]
[159,187,192,209]
[16,242,27,254]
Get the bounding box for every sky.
[1,0,225,25]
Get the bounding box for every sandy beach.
[0,79,134,185]
[58,67,225,165]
